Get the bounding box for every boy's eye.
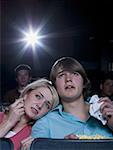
[57,73,64,78]
[73,72,79,76]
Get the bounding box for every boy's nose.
[65,73,72,81]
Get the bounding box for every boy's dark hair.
[50,57,91,98]
[14,64,32,77]
[101,71,113,84]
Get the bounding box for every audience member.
[0,78,59,150]
[99,71,113,101]
[32,57,113,140]
[3,64,32,105]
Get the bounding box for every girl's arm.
[0,98,25,137]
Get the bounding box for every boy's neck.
[62,98,90,121]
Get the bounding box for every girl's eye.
[45,101,51,109]
[35,94,42,100]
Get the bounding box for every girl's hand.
[21,136,34,150]
[7,98,25,126]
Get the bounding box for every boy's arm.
[100,97,113,131]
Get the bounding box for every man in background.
[99,71,113,101]
[3,64,32,105]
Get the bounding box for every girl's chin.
[29,114,39,120]
[25,113,34,120]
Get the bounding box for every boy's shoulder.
[40,104,62,120]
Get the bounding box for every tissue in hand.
[89,95,107,125]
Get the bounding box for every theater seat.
[30,138,113,150]
[0,138,14,150]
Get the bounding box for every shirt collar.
[51,104,91,123]
[50,104,63,114]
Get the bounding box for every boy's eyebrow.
[56,71,65,77]
[57,70,76,75]
[57,71,64,74]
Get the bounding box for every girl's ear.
[23,94,27,101]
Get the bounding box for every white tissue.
[89,95,107,125]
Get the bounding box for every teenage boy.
[32,57,113,139]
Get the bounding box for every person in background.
[0,78,59,150]
[99,71,113,101]
[32,57,113,140]
[3,64,32,105]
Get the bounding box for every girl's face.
[24,86,53,120]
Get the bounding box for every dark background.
[1,0,113,99]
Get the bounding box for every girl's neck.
[12,115,30,133]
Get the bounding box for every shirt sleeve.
[31,117,50,138]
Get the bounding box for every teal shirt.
[32,105,113,138]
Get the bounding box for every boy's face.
[55,69,84,102]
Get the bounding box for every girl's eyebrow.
[36,91,52,105]
[35,92,43,98]
[39,92,44,97]
[37,91,51,102]
[45,100,51,105]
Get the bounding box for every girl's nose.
[36,100,45,110]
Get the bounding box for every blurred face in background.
[16,69,31,88]
[100,79,113,98]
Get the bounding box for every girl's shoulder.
[0,112,5,123]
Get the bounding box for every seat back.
[30,138,113,150]
[0,138,14,150]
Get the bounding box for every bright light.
[15,21,64,55]
[15,22,54,56]
[21,26,41,51]
[25,31,38,46]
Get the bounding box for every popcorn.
[89,95,107,125]
[78,134,109,139]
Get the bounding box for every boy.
[32,57,113,139]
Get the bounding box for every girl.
[0,78,59,150]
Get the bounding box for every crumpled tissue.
[89,95,107,125]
